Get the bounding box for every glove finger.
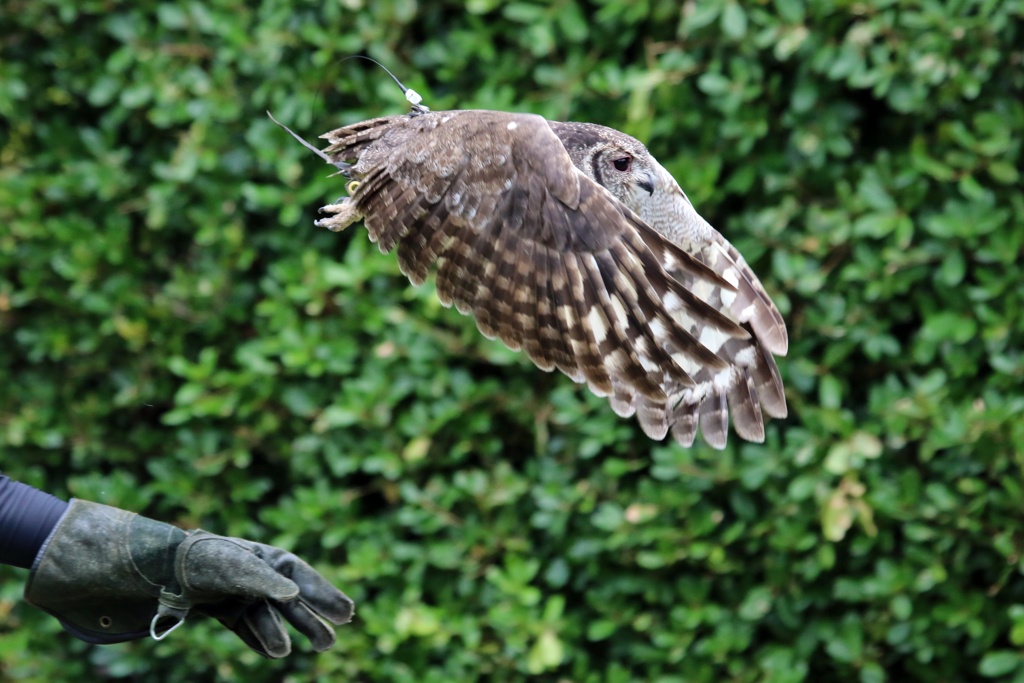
[181,536,300,602]
[290,579,354,626]
[255,546,354,624]
[228,600,292,659]
[276,599,339,652]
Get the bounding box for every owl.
[272,106,787,449]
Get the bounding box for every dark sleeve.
[0,473,69,570]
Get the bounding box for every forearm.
[0,474,69,569]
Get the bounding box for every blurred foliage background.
[2,0,1023,680]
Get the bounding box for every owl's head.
[547,121,659,213]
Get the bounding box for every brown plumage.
[279,107,788,448]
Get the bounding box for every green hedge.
[2,1,1023,680]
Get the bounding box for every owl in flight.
[271,97,787,449]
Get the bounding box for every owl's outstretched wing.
[626,162,788,449]
[317,109,753,419]
[666,215,788,449]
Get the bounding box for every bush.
[2,1,1023,681]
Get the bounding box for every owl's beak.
[637,170,656,196]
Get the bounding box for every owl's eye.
[612,156,632,172]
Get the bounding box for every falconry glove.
[24,500,353,658]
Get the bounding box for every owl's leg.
[315,198,363,232]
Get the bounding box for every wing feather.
[396,196,453,285]
[532,246,577,378]
[698,390,729,450]
[561,253,613,396]
[671,402,699,448]
[727,367,765,443]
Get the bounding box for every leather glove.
[24,500,354,658]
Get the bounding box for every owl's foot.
[315,198,362,232]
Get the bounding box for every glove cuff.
[24,499,187,644]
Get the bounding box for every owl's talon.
[315,198,362,232]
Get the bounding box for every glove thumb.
[177,533,300,602]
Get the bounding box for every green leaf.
[921,312,978,344]
[697,72,731,97]
[527,630,565,674]
[721,3,748,39]
[980,651,1023,677]
[738,586,773,620]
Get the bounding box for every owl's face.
[586,141,661,215]
[547,122,660,215]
